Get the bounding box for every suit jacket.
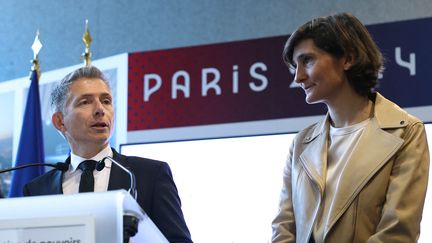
[272,93,430,243]
[24,149,193,243]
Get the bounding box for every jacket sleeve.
[151,162,193,243]
[272,140,297,243]
[367,121,430,242]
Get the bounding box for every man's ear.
[52,112,66,132]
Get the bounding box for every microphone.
[0,162,69,174]
[96,156,137,199]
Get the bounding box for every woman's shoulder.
[374,92,424,128]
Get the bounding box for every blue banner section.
[8,70,45,197]
[369,17,432,108]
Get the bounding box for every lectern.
[0,189,168,243]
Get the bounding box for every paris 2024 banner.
[127,17,432,137]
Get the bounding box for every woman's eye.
[303,56,313,65]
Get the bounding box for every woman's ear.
[52,112,65,132]
[343,54,354,70]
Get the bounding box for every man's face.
[53,78,114,152]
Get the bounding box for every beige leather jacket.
[272,93,429,243]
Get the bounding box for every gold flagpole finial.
[82,19,93,66]
[31,30,42,79]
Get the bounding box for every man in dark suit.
[24,66,192,243]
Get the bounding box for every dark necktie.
[78,160,97,192]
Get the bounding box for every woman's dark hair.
[283,12,384,97]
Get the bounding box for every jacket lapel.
[51,157,70,194]
[35,157,68,195]
[299,115,330,196]
[296,92,409,240]
[321,92,409,237]
[46,169,64,194]
[296,116,329,242]
[107,149,130,191]
[324,117,404,235]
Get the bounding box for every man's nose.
[94,101,105,116]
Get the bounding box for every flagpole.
[8,31,45,197]
[31,30,42,79]
[82,19,92,66]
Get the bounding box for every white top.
[62,145,113,194]
[314,118,370,242]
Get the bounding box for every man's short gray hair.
[50,65,110,113]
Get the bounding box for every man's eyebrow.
[100,92,112,97]
[77,92,112,98]
[77,94,94,98]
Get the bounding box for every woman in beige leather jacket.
[272,13,429,243]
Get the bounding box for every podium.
[0,189,168,243]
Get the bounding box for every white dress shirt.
[62,146,113,194]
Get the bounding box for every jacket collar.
[62,148,130,192]
[299,93,409,188]
[371,92,409,129]
[298,92,407,239]
[302,92,408,145]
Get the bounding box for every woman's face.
[292,39,349,105]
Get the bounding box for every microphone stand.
[97,157,137,199]
[0,162,69,198]
[96,156,139,242]
[0,163,69,174]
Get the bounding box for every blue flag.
[8,70,45,197]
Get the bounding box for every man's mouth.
[91,122,108,128]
